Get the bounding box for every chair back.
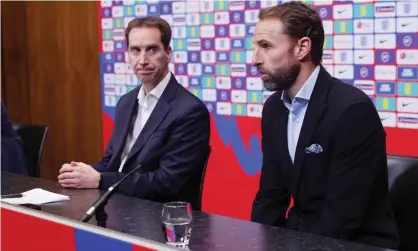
[196,145,211,211]
[12,123,49,178]
[387,154,418,251]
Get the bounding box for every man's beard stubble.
[262,62,301,92]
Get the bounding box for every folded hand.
[58,161,100,189]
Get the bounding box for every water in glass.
[161,201,193,248]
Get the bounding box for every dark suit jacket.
[92,74,210,210]
[251,66,400,250]
[1,101,29,175]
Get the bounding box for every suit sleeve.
[311,100,387,239]
[99,104,210,200]
[1,102,29,175]
[251,105,291,227]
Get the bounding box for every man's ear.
[166,46,172,62]
[296,37,312,61]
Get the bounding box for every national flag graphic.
[113,18,124,28]
[216,64,231,76]
[376,97,396,111]
[103,30,112,40]
[398,82,418,96]
[124,6,134,17]
[334,20,353,34]
[187,26,200,38]
[245,37,255,50]
[202,77,215,88]
[173,39,186,50]
[247,91,262,103]
[215,0,228,11]
[189,88,202,99]
[232,104,247,116]
[324,36,333,49]
[354,4,373,18]
[231,52,245,64]
[201,13,214,24]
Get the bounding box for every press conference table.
[1,172,391,251]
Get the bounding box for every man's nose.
[138,52,149,65]
[251,49,262,67]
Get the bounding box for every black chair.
[196,145,211,212]
[12,123,49,178]
[387,154,418,251]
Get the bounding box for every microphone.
[80,139,180,223]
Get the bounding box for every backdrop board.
[98,0,418,220]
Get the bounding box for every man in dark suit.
[57,17,210,209]
[1,101,29,175]
[250,2,399,249]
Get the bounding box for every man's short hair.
[259,2,325,65]
[125,17,172,50]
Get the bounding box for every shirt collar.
[281,65,320,105]
[138,71,171,106]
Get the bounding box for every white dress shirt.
[281,66,320,164]
[118,72,171,172]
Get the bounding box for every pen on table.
[0,193,24,199]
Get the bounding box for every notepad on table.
[0,188,70,205]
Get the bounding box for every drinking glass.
[161,201,193,248]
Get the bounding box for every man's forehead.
[256,18,284,31]
[129,39,160,47]
[128,28,162,47]
[129,27,160,39]
[253,19,284,39]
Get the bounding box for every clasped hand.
[58,161,100,189]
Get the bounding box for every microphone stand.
[80,164,143,223]
[79,139,180,223]
[94,200,108,228]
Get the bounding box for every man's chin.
[138,75,154,84]
[263,81,282,92]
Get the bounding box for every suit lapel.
[275,99,294,174]
[291,66,332,195]
[125,74,178,163]
[110,87,140,171]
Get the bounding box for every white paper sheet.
[0,188,70,205]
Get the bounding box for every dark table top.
[1,172,391,251]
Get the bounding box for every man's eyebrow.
[129,44,159,50]
[252,38,272,45]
